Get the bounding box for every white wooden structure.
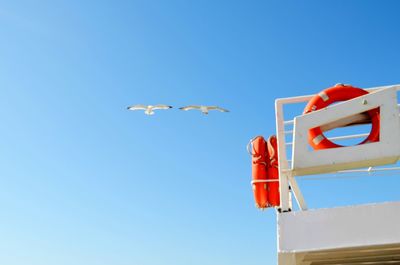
[278,202,400,265]
[274,84,400,265]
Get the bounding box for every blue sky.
[1,1,400,264]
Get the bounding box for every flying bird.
[127,104,172,115]
[179,105,229,115]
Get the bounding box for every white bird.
[127,104,172,115]
[179,105,229,115]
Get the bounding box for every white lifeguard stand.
[274,84,400,265]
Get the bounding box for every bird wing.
[152,105,173,110]
[208,106,229,112]
[179,106,201,111]
[127,104,148,110]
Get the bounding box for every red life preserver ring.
[303,84,380,150]
[266,135,280,207]
[250,136,269,208]
[249,135,280,209]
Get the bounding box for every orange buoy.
[303,84,380,150]
[249,135,280,209]
[266,135,280,207]
[250,136,269,208]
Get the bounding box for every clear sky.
[1,1,400,264]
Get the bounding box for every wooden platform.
[277,202,400,265]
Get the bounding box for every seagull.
[127,104,172,115]
[179,105,229,115]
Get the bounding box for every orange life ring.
[303,84,380,150]
[266,135,280,207]
[250,136,269,208]
[249,135,280,209]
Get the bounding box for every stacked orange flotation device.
[304,84,380,149]
[249,135,280,209]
